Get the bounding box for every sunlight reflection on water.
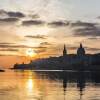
[0,70,100,100]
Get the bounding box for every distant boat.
[0,69,5,72]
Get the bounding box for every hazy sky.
[0,0,100,68]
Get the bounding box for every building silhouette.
[13,43,100,71]
[63,44,67,56]
[77,43,85,57]
[29,43,91,70]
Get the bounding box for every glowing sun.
[26,48,36,57]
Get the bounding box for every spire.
[63,44,67,56]
[80,43,83,48]
[64,44,66,51]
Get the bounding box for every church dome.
[77,43,85,56]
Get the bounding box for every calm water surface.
[0,70,100,100]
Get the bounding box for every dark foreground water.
[0,70,100,100]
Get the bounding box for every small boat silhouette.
[0,69,5,72]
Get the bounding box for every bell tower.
[63,44,67,56]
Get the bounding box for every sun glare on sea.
[27,78,34,90]
[26,48,36,57]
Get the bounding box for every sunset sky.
[0,0,100,68]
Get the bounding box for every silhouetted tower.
[63,44,67,56]
[77,43,85,57]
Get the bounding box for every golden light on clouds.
[0,0,100,68]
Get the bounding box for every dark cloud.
[0,44,47,49]
[22,20,45,26]
[70,21,100,37]
[0,42,15,45]
[33,42,52,53]
[71,21,96,28]
[0,9,25,18]
[48,21,69,27]
[0,48,18,52]
[0,42,48,54]
[25,35,47,39]
[7,11,25,18]
[0,44,29,48]
[73,27,100,36]
[0,18,19,23]
[40,42,52,46]
[34,46,47,49]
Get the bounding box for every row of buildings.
[13,43,100,71]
